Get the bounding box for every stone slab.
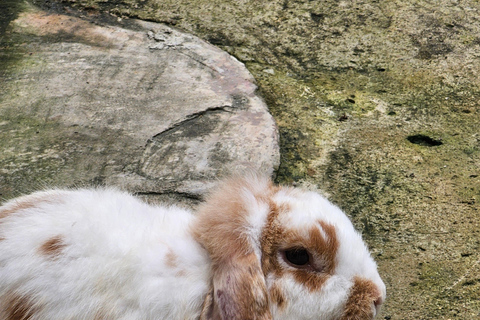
[0,7,279,203]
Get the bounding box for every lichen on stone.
[5,0,480,318]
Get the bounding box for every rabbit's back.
[0,189,211,320]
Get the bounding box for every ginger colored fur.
[0,175,385,320]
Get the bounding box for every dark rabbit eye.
[284,248,310,266]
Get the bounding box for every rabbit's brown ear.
[193,174,274,320]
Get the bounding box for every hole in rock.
[407,134,443,146]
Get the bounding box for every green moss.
[0,115,67,199]
[0,1,42,79]
[0,111,137,200]
[0,30,27,79]
[6,0,480,318]
[0,0,26,35]
[408,261,480,318]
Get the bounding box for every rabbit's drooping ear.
[193,174,274,320]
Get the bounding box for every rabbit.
[0,174,386,320]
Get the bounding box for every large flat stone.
[0,5,279,204]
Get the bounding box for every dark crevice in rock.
[407,134,443,147]
[150,105,234,140]
[134,190,202,200]
[176,50,223,74]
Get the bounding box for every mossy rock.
[6,0,480,318]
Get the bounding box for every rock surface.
[31,0,480,319]
[0,3,279,205]
[3,0,480,319]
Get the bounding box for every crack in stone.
[150,105,234,140]
[177,50,223,75]
[134,190,202,200]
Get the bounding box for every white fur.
[270,189,386,319]
[244,192,270,262]
[0,178,385,320]
[0,189,210,320]
[268,274,351,320]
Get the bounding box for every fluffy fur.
[0,175,385,320]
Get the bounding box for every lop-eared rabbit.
[0,174,385,319]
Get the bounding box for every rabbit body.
[0,176,386,320]
[0,189,210,320]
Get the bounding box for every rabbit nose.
[372,293,384,319]
[342,278,386,320]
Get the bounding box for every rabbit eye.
[284,248,310,266]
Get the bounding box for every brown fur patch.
[193,175,274,264]
[0,199,38,220]
[39,236,66,258]
[193,175,274,320]
[4,293,37,320]
[268,283,287,310]
[175,270,187,277]
[213,252,271,319]
[340,277,381,320]
[288,221,338,291]
[165,248,178,268]
[199,286,216,320]
[260,197,283,276]
[261,191,339,292]
[0,193,62,220]
[93,308,115,320]
[1,194,60,244]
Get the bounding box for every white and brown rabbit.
[0,174,385,320]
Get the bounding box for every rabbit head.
[194,174,386,320]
